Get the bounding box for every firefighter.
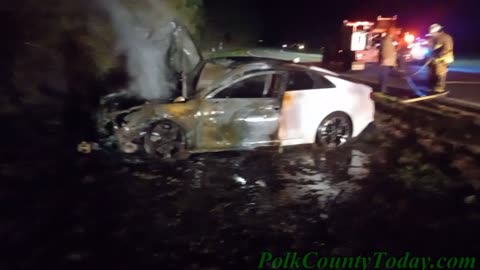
[396,34,409,73]
[427,23,454,93]
[379,27,397,93]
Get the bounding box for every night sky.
[206,0,480,54]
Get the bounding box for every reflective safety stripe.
[436,52,454,64]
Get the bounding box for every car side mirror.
[173,96,186,103]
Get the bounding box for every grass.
[205,49,250,59]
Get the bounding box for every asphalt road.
[342,61,480,104]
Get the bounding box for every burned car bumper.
[96,92,153,152]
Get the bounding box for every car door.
[197,71,287,150]
[279,70,336,143]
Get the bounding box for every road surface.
[342,60,480,105]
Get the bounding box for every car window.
[264,73,285,98]
[287,71,314,91]
[213,74,270,98]
[312,74,336,89]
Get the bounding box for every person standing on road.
[379,27,398,94]
[427,23,454,93]
[396,36,409,73]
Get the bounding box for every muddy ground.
[1,106,480,270]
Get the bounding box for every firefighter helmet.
[429,23,443,34]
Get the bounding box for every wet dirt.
[1,111,480,270]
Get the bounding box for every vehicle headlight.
[411,46,428,60]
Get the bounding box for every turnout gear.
[379,28,398,67]
[378,28,397,93]
[380,35,397,66]
[428,26,454,92]
[432,32,454,64]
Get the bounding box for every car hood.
[100,91,148,112]
[169,21,204,99]
[101,21,203,104]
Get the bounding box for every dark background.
[205,0,480,54]
[0,0,478,117]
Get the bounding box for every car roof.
[208,56,339,77]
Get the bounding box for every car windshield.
[202,68,244,96]
[190,58,253,98]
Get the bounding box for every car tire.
[315,112,353,148]
[144,120,189,160]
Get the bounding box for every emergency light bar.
[343,20,375,27]
[377,15,398,20]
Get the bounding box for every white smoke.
[99,0,179,100]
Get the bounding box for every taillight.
[370,91,375,100]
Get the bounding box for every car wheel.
[316,112,353,148]
[144,120,188,160]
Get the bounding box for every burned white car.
[97,21,374,159]
[98,57,375,159]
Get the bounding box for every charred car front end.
[98,58,284,158]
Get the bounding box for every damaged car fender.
[117,99,201,155]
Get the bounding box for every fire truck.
[326,15,429,71]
